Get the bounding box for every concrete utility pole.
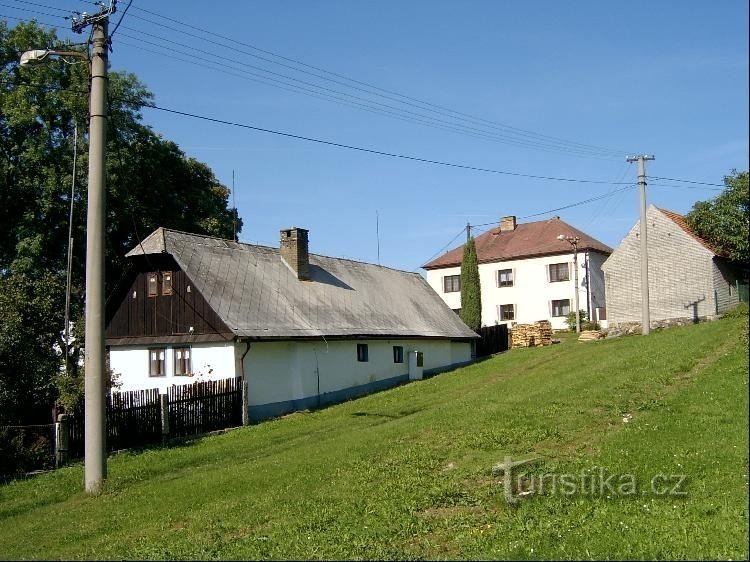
[83,17,109,494]
[626,154,655,335]
[557,235,581,332]
[20,0,115,495]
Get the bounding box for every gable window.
[149,348,166,377]
[174,347,191,376]
[551,299,571,317]
[498,304,515,321]
[497,268,514,287]
[548,263,570,282]
[443,274,461,293]
[147,272,159,297]
[393,346,404,364]
[162,271,173,295]
[357,343,369,362]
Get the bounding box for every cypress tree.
[460,236,482,331]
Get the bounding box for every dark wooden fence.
[476,324,509,357]
[167,377,243,438]
[68,378,243,456]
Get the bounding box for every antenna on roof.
[376,210,381,265]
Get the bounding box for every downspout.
[585,252,591,322]
[239,339,251,424]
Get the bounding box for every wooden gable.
[106,255,232,345]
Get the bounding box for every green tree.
[685,170,749,264]
[460,236,482,331]
[0,20,241,423]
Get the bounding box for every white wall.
[109,338,472,411]
[244,338,471,410]
[109,341,237,393]
[425,252,606,331]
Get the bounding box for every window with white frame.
[498,304,515,321]
[551,299,571,317]
[497,268,514,287]
[443,274,461,293]
[548,262,570,282]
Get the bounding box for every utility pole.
[557,234,581,332]
[626,154,655,335]
[74,3,115,494]
[466,222,471,243]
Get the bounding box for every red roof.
[423,217,613,270]
[657,207,721,255]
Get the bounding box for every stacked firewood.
[578,330,604,342]
[511,320,553,348]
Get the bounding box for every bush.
[565,310,600,332]
[0,426,55,478]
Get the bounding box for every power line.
[412,227,467,271]
[114,26,619,160]
[3,0,69,14]
[144,103,636,185]
[109,0,133,39]
[648,175,725,188]
[0,1,67,19]
[417,185,636,269]
[125,5,627,158]
[1,76,727,195]
[649,182,723,191]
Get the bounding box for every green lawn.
[1,316,747,560]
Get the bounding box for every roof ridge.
[155,227,420,276]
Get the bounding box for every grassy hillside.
[0,316,747,560]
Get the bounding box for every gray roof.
[126,228,477,340]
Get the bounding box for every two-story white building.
[423,216,613,331]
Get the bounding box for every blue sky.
[5,0,748,272]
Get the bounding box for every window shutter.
[569,262,573,281]
[512,268,516,286]
[514,303,518,321]
[548,300,553,316]
[545,264,551,282]
[495,269,499,287]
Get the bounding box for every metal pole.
[627,154,655,335]
[573,242,580,333]
[64,122,78,373]
[84,19,108,494]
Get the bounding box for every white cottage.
[423,216,612,330]
[105,227,476,421]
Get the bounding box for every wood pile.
[578,330,604,342]
[511,320,553,348]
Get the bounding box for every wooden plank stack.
[578,330,604,342]
[511,320,553,348]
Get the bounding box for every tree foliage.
[459,236,482,331]
[685,170,749,264]
[0,20,241,423]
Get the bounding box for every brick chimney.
[500,216,517,232]
[280,227,310,280]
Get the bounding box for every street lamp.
[19,18,110,494]
[557,234,581,333]
[19,49,87,66]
